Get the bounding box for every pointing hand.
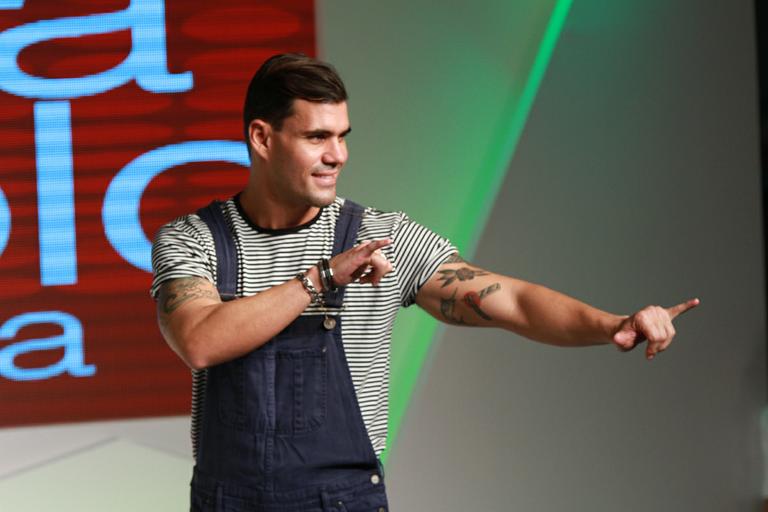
[612,298,700,360]
[329,239,393,288]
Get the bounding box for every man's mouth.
[311,171,338,186]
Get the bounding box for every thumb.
[613,328,637,348]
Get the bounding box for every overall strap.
[325,199,365,308]
[196,200,238,301]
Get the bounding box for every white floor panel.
[0,437,191,511]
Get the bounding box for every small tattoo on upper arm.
[462,282,501,321]
[440,289,467,325]
[159,277,218,315]
[437,267,489,288]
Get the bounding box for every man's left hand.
[612,298,700,360]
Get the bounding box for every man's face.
[263,99,350,208]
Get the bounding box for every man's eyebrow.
[302,127,352,137]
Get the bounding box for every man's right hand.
[329,239,392,288]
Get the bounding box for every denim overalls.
[191,199,388,512]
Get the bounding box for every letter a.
[0,0,192,99]
[0,311,95,381]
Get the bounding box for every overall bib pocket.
[214,343,328,435]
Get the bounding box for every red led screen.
[0,0,315,427]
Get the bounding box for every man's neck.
[239,187,321,230]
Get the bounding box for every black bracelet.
[317,258,337,292]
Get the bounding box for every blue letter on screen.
[103,141,249,272]
[0,311,95,381]
[0,0,192,99]
[35,101,77,286]
[0,185,9,257]
[0,1,24,9]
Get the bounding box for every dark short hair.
[243,53,348,143]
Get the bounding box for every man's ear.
[248,119,272,160]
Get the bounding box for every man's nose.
[322,139,347,166]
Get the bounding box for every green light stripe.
[464,0,575,258]
[383,0,574,466]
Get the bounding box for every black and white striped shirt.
[150,196,456,456]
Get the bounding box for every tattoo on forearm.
[437,267,489,287]
[160,277,218,314]
[440,289,467,325]
[443,253,466,264]
[462,282,501,321]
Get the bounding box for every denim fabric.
[192,200,388,512]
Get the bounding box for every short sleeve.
[149,215,217,299]
[392,215,458,308]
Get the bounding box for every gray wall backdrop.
[322,0,765,510]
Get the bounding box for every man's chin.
[308,190,337,208]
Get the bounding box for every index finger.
[361,239,391,254]
[667,298,700,319]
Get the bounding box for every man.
[151,53,698,511]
